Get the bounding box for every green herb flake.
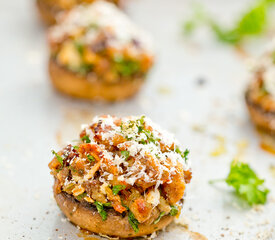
[76,192,87,201]
[210,160,270,206]
[170,205,179,216]
[128,211,139,232]
[112,185,126,195]
[103,202,112,207]
[51,150,64,167]
[154,212,165,224]
[121,151,130,161]
[114,55,140,77]
[81,135,91,143]
[74,40,84,55]
[94,201,107,221]
[183,149,189,161]
[77,63,93,75]
[73,145,79,150]
[88,23,99,29]
[87,154,95,162]
[175,147,189,162]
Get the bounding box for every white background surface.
[0,0,274,239]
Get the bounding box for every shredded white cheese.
[80,115,190,187]
[49,1,153,54]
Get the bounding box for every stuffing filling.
[41,0,120,11]
[48,2,154,83]
[49,115,192,232]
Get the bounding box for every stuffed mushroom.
[37,0,121,25]
[49,115,192,238]
[245,40,275,136]
[47,1,154,101]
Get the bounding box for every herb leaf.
[94,201,107,221]
[183,0,275,45]
[210,161,270,205]
[74,40,84,55]
[225,161,269,205]
[114,55,140,77]
[154,212,165,224]
[81,135,91,143]
[170,205,179,216]
[73,145,79,150]
[128,211,139,232]
[103,202,112,207]
[112,185,126,195]
[51,150,63,167]
[121,151,130,160]
[87,154,95,162]
[175,147,189,162]
[76,192,87,201]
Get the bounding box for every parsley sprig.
[183,0,275,45]
[210,160,270,205]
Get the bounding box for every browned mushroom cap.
[53,179,174,238]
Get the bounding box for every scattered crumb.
[192,124,205,133]
[195,77,207,86]
[210,136,226,157]
[269,165,275,178]
[157,85,171,95]
[235,139,248,160]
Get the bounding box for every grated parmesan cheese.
[49,1,153,54]
[79,115,190,187]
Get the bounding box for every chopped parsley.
[112,185,126,195]
[175,147,189,162]
[88,23,99,30]
[154,212,165,224]
[51,150,63,167]
[136,115,145,133]
[210,160,270,206]
[120,116,159,144]
[121,150,130,160]
[87,154,95,162]
[75,192,87,201]
[128,211,139,232]
[77,64,94,75]
[114,55,140,77]
[183,0,275,45]
[170,205,179,216]
[94,201,107,221]
[103,202,112,207]
[74,40,84,55]
[73,145,79,150]
[81,135,91,143]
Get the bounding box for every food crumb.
[210,136,226,157]
[196,77,207,86]
[157,85,171,95]
[269,165,275,178]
